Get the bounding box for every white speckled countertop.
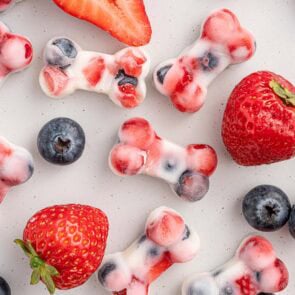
[0,0,294,294]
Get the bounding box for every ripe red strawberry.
[53,0,152,46]
[222,71,295,166]
[15,204,109,294]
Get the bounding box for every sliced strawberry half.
[53,0,152,46]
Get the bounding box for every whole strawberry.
[15,204,109,294]
[222,71,295,166]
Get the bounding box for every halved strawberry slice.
[53,0,152,46]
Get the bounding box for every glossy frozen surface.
[154,9,256,113]
[182,235,289,294]
[40,37,150,109]
[98,207,200,294]
[0,0,295,294]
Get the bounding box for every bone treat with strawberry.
[0,21,33,87]
[222,71,295,166]
[154,9,256,113]
[15,204,109,294]
[98,206,200,295]
[109,117,217,202]
[52,0,152,46]
[39,37,150,109]
[182,235,289,295]
[0,136,34,204]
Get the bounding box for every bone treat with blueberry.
[15,204,109,294]
[182,235,289,295]
[98,206,200,295]
[0,136,34,204]
[0,22,33,87]
[39,37,150,109]
[154,9,256,113]
[109,117,217,202]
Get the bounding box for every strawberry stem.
[270,80,295,107]
[14,239,59,295]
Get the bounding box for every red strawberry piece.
[15,204,109,294]
[119,118,156,150]
[110,143,145,175]
[235,274,257,295]
[52,0,152,46]
[118,84,139,109]
[222,71,295,166]
[83,57,105,87]
[146,210,185,247]
[42,66,69,96]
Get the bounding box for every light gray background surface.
[0,0,294,294]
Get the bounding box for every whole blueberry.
[199,52,219,71]
[0,277,11,295]
[243,185,291,232]
[174,170,209,202]
[288,206,295,239]
[97,261,116,285]
[45,38,78,69]
[37,118,85,165]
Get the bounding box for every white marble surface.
[0,0,294,294]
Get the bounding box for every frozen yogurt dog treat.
[182,235,289,295]
[109,117,217,202]
[98,206,200,294]
[0,137,34,203]
[154,9,256,113]
[0,22,33,87]
[40,37,150,108]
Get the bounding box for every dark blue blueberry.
[288,205,295,239]
[97,262,116,285]
[37,118,85,165]
[0,277,11,295]
[164,158,177,171]
[148,246,160,257]
[182,225,191,240]
[220,285,234,295]
[138,235,147,244]
[156,64,172,84]
[199,52,219,71]
[46,38,78,69]
[175,170,209,202]
[115,69,138,87]
[243,185,291,232]
[255,271,261,282]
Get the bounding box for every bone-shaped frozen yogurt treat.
[0,0,21,12]
[0,22,33,87]
[98,206,200,295]
[39,37,150,109]
[0,136,34,203]
[182,235,289,295]
[154,9,256,113]
[109,117,217,202]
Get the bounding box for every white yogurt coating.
[0,21,33,87]
[39,37,150,109]
[153,9,256,113]
[0,136,34,203]
[182,235,289,295]
[98,207,200,294]
[109,117,217,202]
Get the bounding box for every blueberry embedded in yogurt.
[242,185,291,232]
[37,117,85,165]
[44,37,79,69]
[0,277,11,295]
[288,206,295,239]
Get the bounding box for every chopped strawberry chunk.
[83,57,105,87]
[235,275,257,295]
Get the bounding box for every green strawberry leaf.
[270,80,295,107]
[31,268,41,285]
